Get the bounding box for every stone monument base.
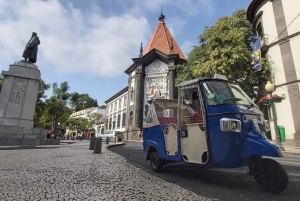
[127,126,140,141]
[293,133,300,147]
[0,126,59,146]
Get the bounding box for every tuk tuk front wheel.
[254,158,288,193]
[150,152,163,172]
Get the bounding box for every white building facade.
[104,87,128,134]
[247,0,300,146]
[67,106,106,138]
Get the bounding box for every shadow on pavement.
[60,141,77,144]
[0,146,60,150]
[110,145,300,201]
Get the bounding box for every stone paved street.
[0,141,210,201]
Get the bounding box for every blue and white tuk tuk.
[143,75,288,193]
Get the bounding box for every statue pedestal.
[0,61,56,146]
[127,126,140,140]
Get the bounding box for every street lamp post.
[265,81,285,151]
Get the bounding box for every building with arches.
[104,14,186,140]
[247,0,300,146]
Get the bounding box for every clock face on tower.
[154,60,161,69]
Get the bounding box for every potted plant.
[259,94,285,105]
[271,94,286,103]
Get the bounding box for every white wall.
[290,35,300,81]
[255,0,300,141]
[282,0,300,35]
[257,1,278,44]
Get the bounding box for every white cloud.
[128,0,215,48]
[131,0,215,16]
[0,0,151,77]
[181,40,196,58]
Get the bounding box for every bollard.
[94,137,102,154]
[89,137,97,150]
[105,137,110,144]
[113,136,117,143]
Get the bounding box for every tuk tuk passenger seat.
[158,117,177,128]
[191,112,204,130]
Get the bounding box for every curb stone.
[106,142,126,150]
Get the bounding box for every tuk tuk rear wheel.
[254,158,288,193]
[150,152,163,172]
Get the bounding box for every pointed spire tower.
[143,12,186,59]
[124,11,187,139]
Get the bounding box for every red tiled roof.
[143,20,186,60]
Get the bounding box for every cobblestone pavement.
[0,142,210,201]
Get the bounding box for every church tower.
[124,13,186,140]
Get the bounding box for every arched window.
[119,99,122,109]
[124,96,127,106]
[129,111,133,126]
[109,118,112,130]
[117,114,121,128]
[130,87,134,101]
[106,118,109,129]
[122,112,126,127]
[256,21,263,40]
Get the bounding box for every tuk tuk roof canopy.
[176,78,201,88]
[148,98,178,109]
[176,74,228,88]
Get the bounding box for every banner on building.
[251,38,262,72]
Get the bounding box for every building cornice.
[124,48,185,75]
[104,86,128,104]
[247,0,269,23]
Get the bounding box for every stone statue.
[22,32,40,63]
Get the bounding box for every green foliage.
[52,82,70,101]
[0,75,3,92]
[65,117,90,133]
[70,92,99,111]
[65,112,102,134]
[47,82,71,131]
[34,82,71,132]
[33,80,50,127]
[176,9,271,102]
[87,113,102,128]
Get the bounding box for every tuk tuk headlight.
[220,118,241,132]
[231,121,238,131]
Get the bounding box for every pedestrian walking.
[46,129,52,139]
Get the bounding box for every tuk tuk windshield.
[203,81,254,106]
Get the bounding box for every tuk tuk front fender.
[239,137,283,159]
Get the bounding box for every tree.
[65,117,89,133]
[46,82,71,132]
[176,9,271,102]
[70,92,99,112]
[0,75,3,92]
[33,79,50,127]
[87,112,103,132]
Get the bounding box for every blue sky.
[0,0,251,106]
